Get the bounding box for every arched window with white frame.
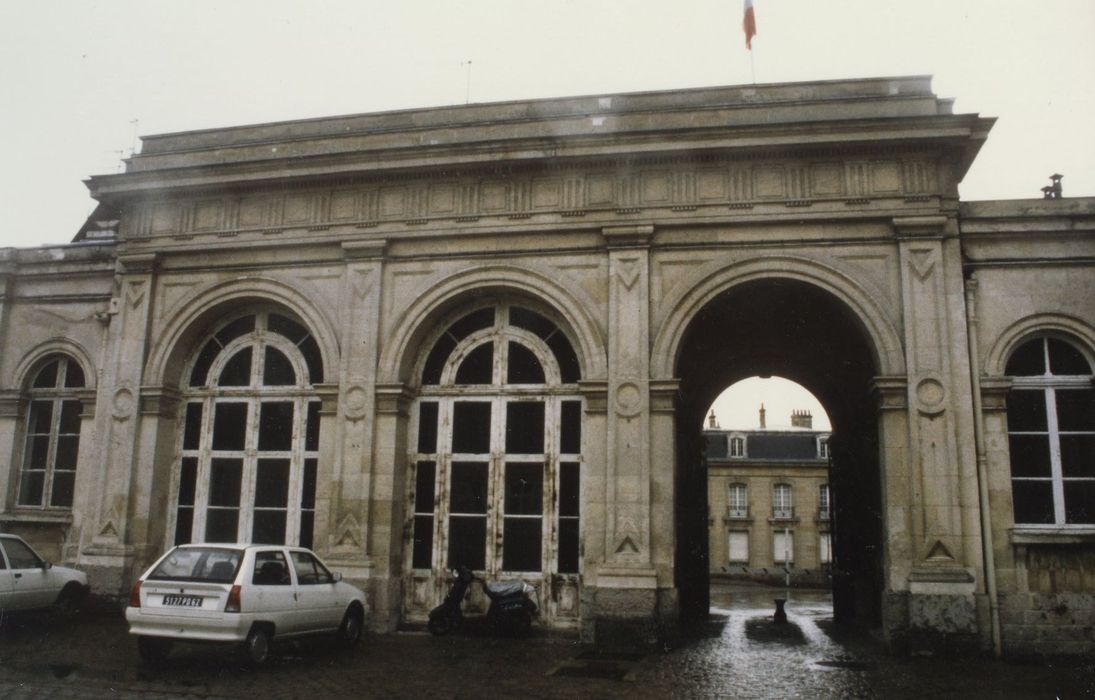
[1005,335,1094,526]
[172,310,324,547]
[16,355,86,509]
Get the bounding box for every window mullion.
[1045,388,1066,525]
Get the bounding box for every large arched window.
[17,356,85,508]
[408,303,582,580]
[1005,335,1094,525]
[172,311,324,547]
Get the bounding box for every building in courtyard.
[0,76,1092,656]
[705,407,833,584]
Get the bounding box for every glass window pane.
[28,401,53,434]
[1008,434,1052,477]
[447,307,495,342]
[560,401,581,454]
[509,307,555,339]
[412,515,434,569]
[33,360,59,388]
[27,435,50,468]
[215,315,255,345]
[1060,435,1095,477]
[558,519,579,574]
[301,458,317,509]
[1047,338,1091,375]
[547,332,581,383]
[447,516,486,570]
[455,342,494,385]
[422,333,456,385]
[1064,481,1095,524]
[417,402,439,453]
[450,462,488,514]
[183,403,203,450]
[452,402,491,454]
[59,401,81,434]
[55,435,79,470]
[189,339,221,387]
[1006,339,1045,376]
[174,506,194,545]
[1056,389,1095,431]
[50,472,75,507]
[299,511,315,549]
[254,458,290,507]
[263,346,296,386]
[305,401,321,451]
[209,458,243,507]
[218,347,253,386]
[503,519,542,572]
[252,551,291,585]
[1007,390,1048,431]
[506,342,545,384]
[415,461,436,513]
[178,457,198,506]
[63,361,85,388]
[251,510,287,545]
[505,401,545,454]
[205,509,240,543]
[258,402,294,451]
[1011,480,1055,524]
[505,463,543,515]
[212,403,248,451]
[17,472,44,506]
[299,335,324,384]
[268,314,307,344]
[3,539,42,568]
[559,462,580,517]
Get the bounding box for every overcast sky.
[1,1,1091,425]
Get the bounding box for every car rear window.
[148,547,243,582]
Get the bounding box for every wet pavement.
[1,583,1091,698]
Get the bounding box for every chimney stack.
[759,404,766,429]
[791,409,813,429]
[708,409,719,429]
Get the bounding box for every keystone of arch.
[145,275,340,387]
[650,255,906,379]
[377,263,607,383]
[983,312,1095,377]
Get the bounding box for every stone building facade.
[0,76,1091,655]
[705,409,833,585]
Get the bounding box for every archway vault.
[671,275,888,628]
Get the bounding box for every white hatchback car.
[0,533,88,617]
[126,543,366,665]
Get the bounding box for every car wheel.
[137,636,173,664]
[239,626,272,667]
[52,584,84,620]
[336,607,363,648]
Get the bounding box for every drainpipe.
[965,275,1002,657]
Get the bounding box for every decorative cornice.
[578,380,609,414]
[892,215,948,239]
[341,239,387,261]
[871,375,908,411]
[116,252,159,274]
[375,382,416,416]
[603,224,654,249]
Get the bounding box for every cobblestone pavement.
[1,584,1091,699]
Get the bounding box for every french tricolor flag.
[743,0,757,50]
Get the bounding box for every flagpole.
[750,48,756,84]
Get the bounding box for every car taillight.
[225,584,242,613]
[128,580,142,608]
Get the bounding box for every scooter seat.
[484,581,526,597]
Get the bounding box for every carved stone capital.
[578,380,609,414]
[0,390,23,418]
[979,375,1013,412]
[872,375,908,411]
[341,239,387,260]
[375,383,415,416]
[602,224,653,249]
[649,379,680,414]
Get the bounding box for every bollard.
[773,598,788,624]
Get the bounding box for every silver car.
[0,533,88,618]
[126,543,366,666]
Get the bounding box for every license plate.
[162,594,203,607]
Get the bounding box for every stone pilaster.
[893,216,981,652]
[79,253,158,592]
[324,240,386,578]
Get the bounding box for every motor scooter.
[427,565,538,636]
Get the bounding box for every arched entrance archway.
[673,277,885,627]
